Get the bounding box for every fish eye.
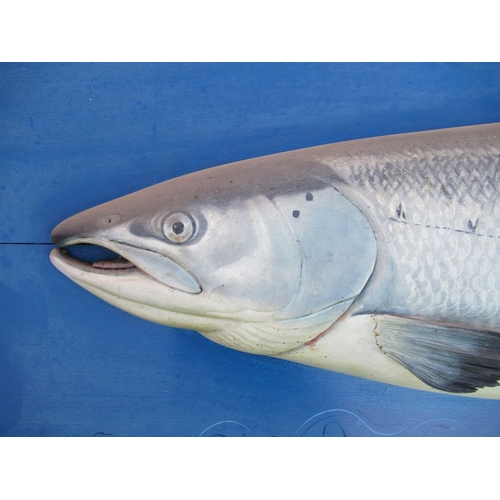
[163,212,195,243]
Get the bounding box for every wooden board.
[2,63,500,436]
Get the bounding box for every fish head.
[51,159,377,355]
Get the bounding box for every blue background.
[1,63,500,436]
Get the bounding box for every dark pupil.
[172,221,185,235]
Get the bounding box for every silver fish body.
[50,123,500,398]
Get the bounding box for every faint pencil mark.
[199,412,466,437]
[409,418,466,437]
[92,431,114,437]
[396,203,406,220]
[468,218,479,233]
[199,420,251,437]
[294,409,407,437]
[388,217,498,238]
[322,422,347,437]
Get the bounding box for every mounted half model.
[50,123,500,399]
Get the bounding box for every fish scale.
[335,146,500,330]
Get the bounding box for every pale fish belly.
[338,146,500,330]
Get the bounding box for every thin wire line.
[0,242,54,245]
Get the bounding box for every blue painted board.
[1,63,500,436]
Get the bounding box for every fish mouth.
[50,244,137,274]
[50,238,202,294]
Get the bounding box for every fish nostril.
[100,214,120,226]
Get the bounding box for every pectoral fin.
[374,314,500,393]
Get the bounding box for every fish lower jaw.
[52,272,229,332]
[50,250,262,331]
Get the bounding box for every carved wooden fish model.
[50,123,500,398]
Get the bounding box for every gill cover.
[271,184,377,321]
[204,182,378,355]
